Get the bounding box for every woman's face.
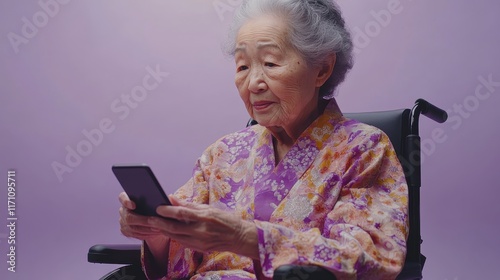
[234,15,325,131]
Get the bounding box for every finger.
[148,216,196,235]
[120,218,162,238]
[119,207,150,227]
[168,195,183,206]
[118,192,136,210]
[124,224,161,234]
[156,205,203,223]
[168,195,207,210]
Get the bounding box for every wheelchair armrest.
[395,257,425,280]
[273,264,336,280]
[88,244,141,265]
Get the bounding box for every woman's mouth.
[253,101,273,111]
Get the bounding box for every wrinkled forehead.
[234,15,291,53]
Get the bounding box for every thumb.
[168,195,185,207]
[168,195,205,210]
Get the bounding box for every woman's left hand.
[148,196,259,260]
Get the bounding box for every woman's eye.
[237,65,248,72]
[265,62,277,67]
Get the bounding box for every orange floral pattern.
[142,100,408,280]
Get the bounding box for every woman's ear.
[315,53,336,87]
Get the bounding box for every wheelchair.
[88,98,447,280]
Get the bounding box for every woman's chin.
[252,118,273,127]
[252,114,279,126]
[255,121,285,133]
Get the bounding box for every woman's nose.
[248,68,267,94]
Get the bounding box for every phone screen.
[112,165,171,216]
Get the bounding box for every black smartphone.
[112,164,171,217]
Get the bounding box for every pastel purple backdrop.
[1,0,499,279]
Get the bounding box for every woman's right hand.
[118,192,169,247]
[119,192,170,270]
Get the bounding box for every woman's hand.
[119,192,165,242]
[148,196,259,260]
[119,192,170,268]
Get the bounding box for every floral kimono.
[142,100,409,280]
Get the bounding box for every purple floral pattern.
[142,100,408,280]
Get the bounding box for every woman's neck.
[269,99,330,165]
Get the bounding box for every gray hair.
[226,0,354,98]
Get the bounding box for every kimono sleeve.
[141,148,212,279]
[254,131,409,280]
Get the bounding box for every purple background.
[1,0,499,279]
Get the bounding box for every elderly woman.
[119,0,408,279]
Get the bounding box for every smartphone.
[112,164,171,217]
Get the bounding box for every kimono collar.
[253,99,344,221]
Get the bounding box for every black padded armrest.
[273,265,336,280]
[395,258,425,280]
[88,244,141,265]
